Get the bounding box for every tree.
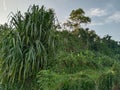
[63,8,91,30]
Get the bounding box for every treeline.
[56,28,120,57]
[0,5,120,90]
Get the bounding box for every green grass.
[0,5,120,90]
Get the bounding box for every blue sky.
[0,0,120,41]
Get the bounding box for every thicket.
[0,5,120,90]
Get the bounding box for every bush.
[37,70,95,90]
[98,69,120,90]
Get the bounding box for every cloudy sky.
[0,0,120,41]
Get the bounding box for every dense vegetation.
[0,5,120,90]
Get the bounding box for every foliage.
[0,5,120,90]
[37,70,95,90]
[98,69,120,90]
[63,8,91,30]
[36,50,120,90]
[0,5,56,88]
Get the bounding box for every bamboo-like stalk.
[0,5,56,87]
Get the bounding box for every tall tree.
[64,8,91,30]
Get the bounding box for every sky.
[0,0,120,41]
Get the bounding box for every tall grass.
[0,5,56,88]
[0,4,120,90]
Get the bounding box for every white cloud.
[106,12,120,23]
[88,8,107,17]
[0,16,7,24]
[82,22,104,27]
[3,0,7,11]
[89,22,104,26]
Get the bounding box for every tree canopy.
[64,8,91,30]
